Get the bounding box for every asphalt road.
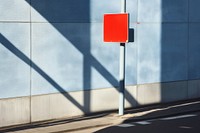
[95,111,200,133]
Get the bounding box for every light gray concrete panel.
[138,0,162,22]
[137,23,188,84]
[0,23,30,98]
[31,23,85,95]
[137,81,188,105]
[137,83,161,105]
[32,22,134,95]
[126,0,138,23]
[31,0,137,23]
[137,23,161,84]
[138,0,188,22]
[189,0,200,22]
[126,44,137,85]
[188,80,200,99]
[161,81,188,102]
[160,24,188,82]
[31,92,84,121]
[0,0,30,22]
[188,23,200,79]
[90,86,137,112]
[31,86,137,122]
[125,86,138,107]
[126,23,137,85]
[91,0,137,23]
[31,0,90,22]
[161,0,188,22]
[90,23,119,89]
[0,97,30,127]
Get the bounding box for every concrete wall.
[1,0,200,127]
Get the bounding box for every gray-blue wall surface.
[1,0,200,127]
[0,0,137,98]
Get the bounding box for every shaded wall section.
[136,0,200,105]
[137,0,188,84]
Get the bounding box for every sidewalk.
[1,99,200,133]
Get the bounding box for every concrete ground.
[97,111,200,133]
[1,99,200,133]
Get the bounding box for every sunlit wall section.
[0,0,31,127]
[0,0,31,99]
[137,0,188,84]
[137,0,188,105]
[90,0,137,88]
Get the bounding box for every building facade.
[1,0,200,127]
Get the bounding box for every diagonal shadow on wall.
[1,0,137,114]
[27,0,137,112]
[0,33,84,111]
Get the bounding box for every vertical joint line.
[29,0,32,123]
[187,0,190,98]
[137,0,139,23]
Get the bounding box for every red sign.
[103,13,129,43]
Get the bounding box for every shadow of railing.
[0,32,136,114]
[26,0,137,110]
[0,33,84,111]
[1,0,137,115]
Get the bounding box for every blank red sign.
[103,13,129,43]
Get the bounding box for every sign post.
[103,0,128,116]
[119,0,126,115]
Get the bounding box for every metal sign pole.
[119,0,126,115]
